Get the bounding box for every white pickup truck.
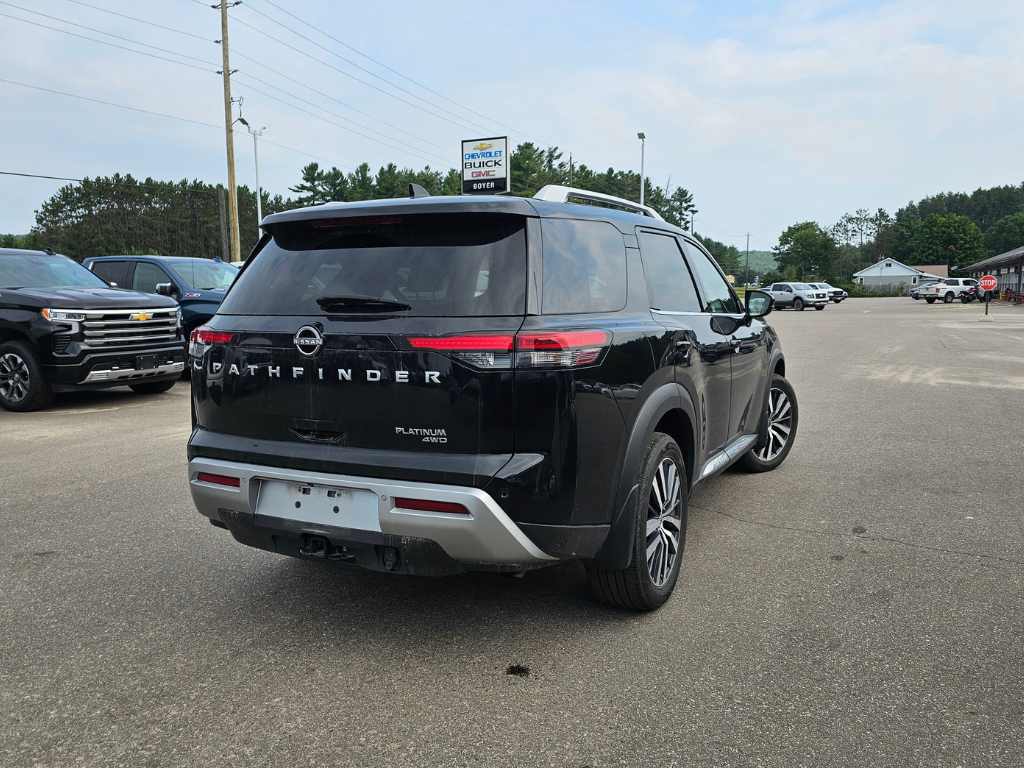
[918,278,978,304]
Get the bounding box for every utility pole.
[219,0,240,262]
[241,122,267,241]
[568,153,573,188]
[637,132,646,206]
[691,213,695,236]
[744,232,750,287]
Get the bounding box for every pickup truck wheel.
[943,292,955,303]
[793,298,804,311]
[737,374,798,473]
[129,379,176,395]
[833,298,843,303]
[0,341,54,412]
[585,432,686,611]
[814,304,825,310]
[925,297,936,304]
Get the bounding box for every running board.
[699,434,758,479]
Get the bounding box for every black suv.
[0,249,186,411]
[187,186,798,610]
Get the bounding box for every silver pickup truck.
[918,278,978,304]
[766,282,828,311]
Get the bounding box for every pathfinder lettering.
[209,363,441,385]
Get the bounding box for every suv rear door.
[195,212,527,461]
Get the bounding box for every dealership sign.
[462,136,508,195]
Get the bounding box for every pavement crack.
[696,506,1024,567]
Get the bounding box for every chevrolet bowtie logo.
[473,142,492,151]
[130,312,153,322]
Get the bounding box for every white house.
[852,259,945,287]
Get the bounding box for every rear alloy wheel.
[944,292,955,303]
[793,298,804,311]
[737,374,798,473]
[129,379,177,395]
[586,432,686,611]
[0,341,54,412]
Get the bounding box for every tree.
[774,222,838,280]
[983,212,1024,256]
[695,234,740,274]
[907,213,985,268]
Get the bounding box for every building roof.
[912,264,948,278]
[852,258,943,278]
[963,245,1024,273]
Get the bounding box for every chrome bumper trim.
[188,457,556,565]
[81,361,184,383]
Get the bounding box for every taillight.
[197,472,240,488]
[516,330,611,368]
[407,334,514,369]
[395,497,470,515]
[405,331,611,369]
[189,326,234,357]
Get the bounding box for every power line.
[0,7,216,73]
[231,78,450,167]
[253,0,548,145]
[57,0,211,42]
[227,13,484,134]
[230,51,454,157]
[0,78,347,169]
[235,5,490,133]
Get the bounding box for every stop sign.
[980,275,998,291]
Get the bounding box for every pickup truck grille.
[815,293,826,299]
[81,308,180,348]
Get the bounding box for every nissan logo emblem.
[293,325,324,357]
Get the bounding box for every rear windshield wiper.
[315,295,411,312]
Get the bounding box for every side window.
[637,231,701,313]
[541,219,626,314]
[90,260,129,287]
[132,262,173,294]
[770,283,783,292]
[683,241,742,314]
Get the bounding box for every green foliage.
[907,213,985,268]
[983,211,1024,256]
[916,184,1024,232]
[774,222,838,280]
[695,234,740,274]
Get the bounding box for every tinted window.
[132,262,173,294]
[638,232,701,312]
[90,260,129,287]
[220,213,526,317]
[0,253,107,289]
[541,219,626,314]
[770,284,785,292]
[169,260,237,290]
[683,242,742,314]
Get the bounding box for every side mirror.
[156,282,174,297]
[746,289,772,319]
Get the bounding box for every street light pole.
[637,132,646,206]
[248,125,266,240]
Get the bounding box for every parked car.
[186,184,798,611]
[0,248,186,411]
[918,277,978,304]
[84,255,237,335]
[765,282,828,310]
[808,282,847,303]
[911,281,940,300]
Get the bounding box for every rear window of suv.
[219,213,526,317]
[541,218,626,314]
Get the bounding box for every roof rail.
[533,185,665,221]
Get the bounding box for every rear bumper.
[188,457,556,568]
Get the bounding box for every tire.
[793,298,804,311]
[0,340,54,412]
[925,297,935,304]
[737,374,798,473]
[833,298,843,303]
[961,295,970,304]
[129,379,177,395]
[912,295,919,300]
[585,432,686,611]
[814,305,824,311]
[943,292,954,303]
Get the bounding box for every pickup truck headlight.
[41,308,86,322]
[176,307,183,329]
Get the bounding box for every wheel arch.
[590,382,697,570]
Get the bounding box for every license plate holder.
[256,481,380,532]
[134,354,158,370]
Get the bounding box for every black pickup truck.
[0,248,187,411]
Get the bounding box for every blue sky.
[1,0,1022,252]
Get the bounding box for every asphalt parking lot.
[2,297,1023,767]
